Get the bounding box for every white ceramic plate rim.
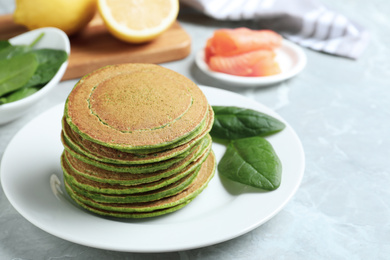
[0,27,70,110]
[195,40,307,87]
[1,86,305,252]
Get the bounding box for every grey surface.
[1,0,390,259]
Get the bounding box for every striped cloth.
[181,0,369,59]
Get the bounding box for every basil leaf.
[218,136,282,190]
[0,53,39,97]
[210,106,285,140]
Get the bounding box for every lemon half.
[98,0,179,43]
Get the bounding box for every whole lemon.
[13,0,97,35]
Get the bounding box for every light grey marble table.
[1,0,389,259]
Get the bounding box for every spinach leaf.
[0,53,38,97]
[218,136,282,190]
[0,33,44,60]
[0,40,11,51]
[0,86,40,105]
[210,106,285,140]
[0,33,68,104]
[0,45,31,60]
[22,49,68,88]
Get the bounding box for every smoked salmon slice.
[208,50,281,77]
[204,27,282,77]
[205,28,282,60]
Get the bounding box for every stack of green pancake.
[60,63,216,218]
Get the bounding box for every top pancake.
[65,64,209,152]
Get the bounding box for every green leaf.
[0,53,39,97]
[0,86,40,105]
[0,45,31,60]
[0,40,11,51]
[0,33,67,104]
[28,32,44,48]
[22,48,68,88]
[0,32,44,60]
[218,136,282,190]
[210,106,285,140]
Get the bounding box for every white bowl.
[195,40,307,88]
[0,27,70,125]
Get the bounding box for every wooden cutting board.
[0,14,191,80]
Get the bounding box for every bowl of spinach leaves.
[0,27,70,124]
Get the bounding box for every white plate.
[1,86,305,252]
[196,40,307,87]
[0,27,70,124]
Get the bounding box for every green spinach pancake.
[60,63,215,219]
